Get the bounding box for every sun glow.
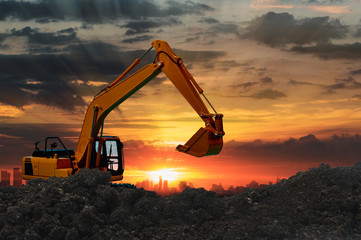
[147,168,181,182]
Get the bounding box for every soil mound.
[1,163,361,239]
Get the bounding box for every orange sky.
[1,0,361,189]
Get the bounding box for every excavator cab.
[93,137,124,180]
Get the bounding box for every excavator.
[22,40,224,181]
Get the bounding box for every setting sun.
[147,168,182,182]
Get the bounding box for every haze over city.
[1,0,361,189]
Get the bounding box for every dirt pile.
[1,163,361,239]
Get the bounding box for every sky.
[1,0,361,189]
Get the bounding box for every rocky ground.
[1,163,361,239]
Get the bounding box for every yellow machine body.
[22,156,72,180]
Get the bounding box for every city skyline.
[0,168,23,187]
[134,174,282,196]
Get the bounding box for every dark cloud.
[199,17,219,24]
[10,26,78,46]
[350,69,361,75]
[172,49,226,63]
[0,40,226,110]
[324,78,361,93]
[218,60,242,71]
[223,134,361,165]
[208,23,239,34]
[185,36,200,43]
[260,76,273,85]
[35,18,59,24]
[232,76,275,92]
[354,28,361,37]
[0,75,85,111]
[121,18,182,35]
[0,123,79,166]
[291,42,361,59]
[243,12,348,47]
[0,41,131,110]
[288,79,316,86]
[164,1,214,15]
[121,35,153,43]
[250,88,286,99]
[235,81,258,91]
[0,0,214,23]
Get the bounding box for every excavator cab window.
[95,138,124,176]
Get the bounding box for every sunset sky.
[1,0,361,189]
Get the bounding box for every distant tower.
[163,179,169,193]
[246,180,259,188]
[1,171,10,187]
[13,168,22,187]
[178,181,187,192]
[141,179,150,190]
[158,176,163,192]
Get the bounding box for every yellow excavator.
[22,40,224,181]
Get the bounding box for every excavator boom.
[22,40,224,181]
[75,40,224,168]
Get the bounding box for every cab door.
[95,138,124,176]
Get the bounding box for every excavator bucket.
[176,127,223,157]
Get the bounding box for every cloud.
[223,133,361,165]
[164,1,214,16]
[355,28,361,37]
[0,41,130,110]
[324,78,361,93]
[288,79,317,86]
[236,81,258,91]
[291,42,361,59]
[232,76,275,92]
[199,17,219,24]
[10,26,78,46]
[250,0,294,10]
[350,69,361,75]
[208,23,239,35]
[0,0,214,23]
[0,38,227,110]
[0,75,86,111]
[250,0,353,13]
[121,18,182,35]
[243,12,348,47]
[0,123,79,166]
[250,88,286,99]
[260,76,273,85]
[121,35,154,44]
[172,49,226,63]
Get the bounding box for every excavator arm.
[75,40,224,168]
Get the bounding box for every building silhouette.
[1,170,10,187]
[158,176,162,192]
[246,180,259,188]
[13,168,22,187]
[163,179,169,193]
[136,176,281,196]
[210,183,225,195]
